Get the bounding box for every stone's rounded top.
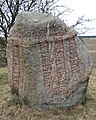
[16,11,61,24]
[9,11,77,41]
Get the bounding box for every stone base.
[12,78,89,110]
[33,79,89,110]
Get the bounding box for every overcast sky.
[58,0,96,35]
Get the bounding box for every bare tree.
[0,0,37,40]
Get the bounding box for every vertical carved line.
[68,38,81,83]
[11,39,20,95]
[39,41,53,100]
[19,45,24,96]
[54,37,67,95]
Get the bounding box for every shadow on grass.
[82,94,95,105]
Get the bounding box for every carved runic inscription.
[53,37,67,95]
[40,37,68,96]
[40,41,53,95]
[12,40,20,93]
[68,38,81,81]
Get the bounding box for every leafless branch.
[71,15,93,28]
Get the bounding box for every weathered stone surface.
[7,12,93,109]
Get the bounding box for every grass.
[84,38,96,68]
[85,44,96,51]
[0,68,8,85]
[0,38,96,120]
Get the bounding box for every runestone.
[7,12,93,109]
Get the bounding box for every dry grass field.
[0,38,96,120]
